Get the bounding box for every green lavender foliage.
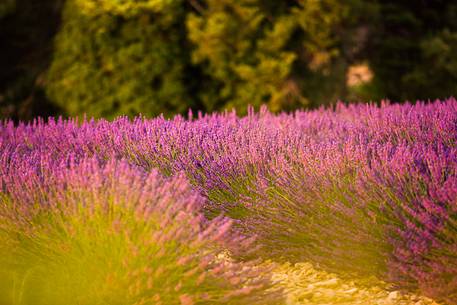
[0,159,281,305]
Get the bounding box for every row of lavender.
[1,99,456,304]
[0,159,281,304]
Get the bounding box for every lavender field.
[0,99,456,305]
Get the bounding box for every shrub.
[0,158,280,305]
[45,0,192,119]
[1,99,456,303]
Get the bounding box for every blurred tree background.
[1,0,456,120]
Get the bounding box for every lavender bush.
[0,158,280,305]
[0,98,456,304]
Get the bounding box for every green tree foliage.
[0,0,15,18]
[404,30,457,99]
[2,0,456,120]
[368,0,457,102]
[45,0,194,119]
[0,0,63,120]
[186,0,349,113]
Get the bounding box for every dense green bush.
[0,0,64,120]
[45,0,193,119]
[186,0,346,113]
[0,0,15,18]
[369,0,457,102]
[1,0,456,120]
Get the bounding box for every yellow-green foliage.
[75,0,176,17]
[45,0,191,119]
[368,1,457,102]
[0,162,280,305]
[3,0,457,120]
[403,29,457,98]
[45,0,352,118]
[0,0,15,18]
[186,0,348,113]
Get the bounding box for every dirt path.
[272,262,442,305]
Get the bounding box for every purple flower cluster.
[1,98,456,304]
[0,158,280,304]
